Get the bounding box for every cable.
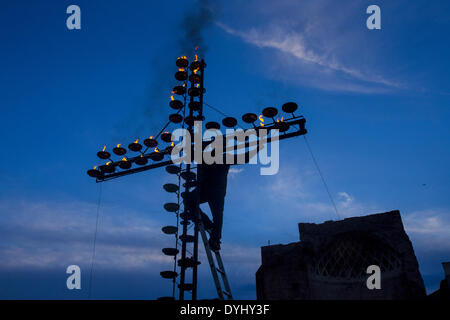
[303,136,341,219]
[88,183,102,299]
[204,102,245,129]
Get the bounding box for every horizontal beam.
[96,160,173,182]
[95,118,307,182]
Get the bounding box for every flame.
[171,95,174,101]
[122,157,127,162]
[171,142,174,147]
[195,54,198,61]
[154,147,159,153]
[259,115,265,127]
[195,83,200,88]
[183,83,186,87]
[177,56,187,60]
[102,146,106,152]
[178,68,185,72]
[134,139,139,143]
[149,136,154,140]
[276,117,284,123]
[116,144,121,148]
[193,69,198,74]
[93,166,97,170]
[106,161,111,166]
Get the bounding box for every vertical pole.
[174,80,188,299]
[192,59,205,300]
[179,91,194,301]
[179,64,197,300]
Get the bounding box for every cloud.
[262,164,381,221]
[219,23,395,86]
[218,22,400,93]
[215,0,405,93]
[337,191,353,207]
[403,209,450,251]
[0,199,168,271]
[228,167,244,177]
[0,197,261,298]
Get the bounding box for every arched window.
[312,232,402,280]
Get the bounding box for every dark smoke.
[178,0,219,57]
[112,0,220,142]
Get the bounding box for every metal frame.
[88,56,308,300]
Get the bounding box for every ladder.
[197,219,233,300]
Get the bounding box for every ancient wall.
[256,210,426,300]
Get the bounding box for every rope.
[88,183,103,299]
[303,136,340,219]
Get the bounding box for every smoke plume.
[178,0,219,57]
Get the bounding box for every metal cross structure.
[86,55,308,300]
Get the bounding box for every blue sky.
[0,0,449,299]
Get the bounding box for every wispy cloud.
[0,197,262,298]
[262,164,381,221]
[218,22,400,92]
[0,197,261,280]
[229,167,244,177]
[404,209,450,251]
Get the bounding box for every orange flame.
[102,146,106,152]
[195,54,198,61]
[276,117,284,123]
[116,144,121,148]
[106,161,111,166]
[122,157,127,162]
[134,139,139,143]
[149,136,154,140]
[171,95,174,101]
[93,166,97,170]
[195,83,200,88]
[178,68,185,72]
[259,115,264,127]
[171,142,174,147]
[154,147,159,153]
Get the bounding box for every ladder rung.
[216,268,225,275]
[178,283,194,291]
[223,291,232,298]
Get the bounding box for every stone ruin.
[256,210,426,299]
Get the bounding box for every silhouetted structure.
[256,210,426,300]
[428,262,450,300]
[87,53,308,300]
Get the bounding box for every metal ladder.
[197,219,233,300]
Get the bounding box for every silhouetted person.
[184,143,264,251]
